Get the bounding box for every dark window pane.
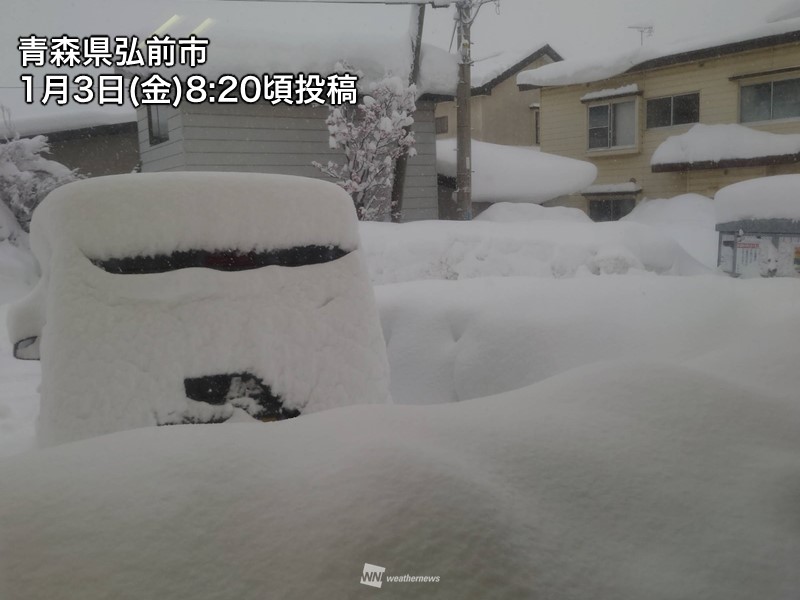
[435,116,449,134]
[646,97,672,128]
[588,127,609,149]
[612,101,635,146]
[589,200,614,222]
[740,83,771,122]
[148,105,170,145]
[772,78,800,119]
[588,105,609,128]
[672,93,699,125]
[614,197,636,219]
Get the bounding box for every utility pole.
[453,0,495,220]
[454,0,473,220]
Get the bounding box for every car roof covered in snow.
[30,172,361,260]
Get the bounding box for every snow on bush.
[359,219,711,284]
[0,134,80,232]
[715,174,800,222]
[314,70,417,221]
[621,193,717,268]
[7,172,390,446]
[1,347,798,600]
[377,276,800,404]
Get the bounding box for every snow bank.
[359,219,709,284]
[1,347,798,599]
[475,201,592,223]
[715,174,800,222]
[377,276,800,404]
[622,193,717,268]
[7,173,390,446]
[0,304,38,457]
[436,138,596,203]
[0,203,37,305]
[651,123,800,167]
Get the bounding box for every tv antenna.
[628,24,654,46]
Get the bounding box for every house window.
[147,105,170,145]
[587,100,636,150]
[646,93,699,128]
[588,197,636,222]
[741,77,800,122]
[533,109,541,145]
[435,116,449,134]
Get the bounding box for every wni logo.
[360,563,386,589]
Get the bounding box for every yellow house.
[436,44,562,146]
[517,21,800,220]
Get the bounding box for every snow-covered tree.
[314,69,417,221]
[1,108,82,232]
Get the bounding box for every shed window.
[147,104,170,145]
[588,197,635,222]
[741,77,800,122]
[435,116,449,134]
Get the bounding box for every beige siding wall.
[540,41,800,204]
[435,54,554,146]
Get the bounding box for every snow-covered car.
[7,172,390,446]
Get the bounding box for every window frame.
[739,76,800,124]
[147,104,170,146]
[645,92,700,129]
[586,97,639,152]
[435,115,449,135]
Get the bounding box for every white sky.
[1,0,798,128]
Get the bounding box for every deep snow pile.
[621,194,717,268]
[474,201,592,223]
[1,350,798,600]
[0,202,37,305]
[651,124,800,167]
[359,219,710,284]
[0,305,38,457]
[436,138,597,203]
[8,173,390,446]
[715,174,800,222]
[378,276,800,404]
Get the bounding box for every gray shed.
[131,3,457,221]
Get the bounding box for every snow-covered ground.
[1,197,799,598]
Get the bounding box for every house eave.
[652,152,800,172]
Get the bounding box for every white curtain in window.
[612,101,635,147]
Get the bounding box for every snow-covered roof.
[580,84,640,102]
[436,138,597,204]
[1,101,135,139]
[517,16,800,88]
[131,4,458,96]
[715,174,800,223]
[470,44,562,93]
[651,124,800,170]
